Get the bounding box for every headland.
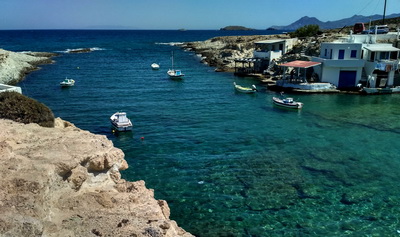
[0,48,193,236]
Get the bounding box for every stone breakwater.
[0,118,193,237]
[0,48,57,84]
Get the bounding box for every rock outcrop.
[0,118,193,237]
[182,34,292,72]
[0,49,57,84]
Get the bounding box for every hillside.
[269,13,400,30]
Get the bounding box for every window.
[390,51,398,60]
[380,52,389,60]
[370,52,375,61]
[351,50,357,58]
[338,50,345,59]
[324,49,327,57]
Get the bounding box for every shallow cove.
[6,30,400,236]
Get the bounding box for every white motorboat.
[167,51,184,79]
[272,93,303,109]
[151,63,160,70]
[60,78,75,87]
[110,112,133,132]
[234,82,257,93]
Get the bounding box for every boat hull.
[151,63,160,70]
[167,69,184,79]
[361,87,400,94]
[272,97,303,109]
[111,122,133,131]
[234,82,257,93]
[60,79,75,87]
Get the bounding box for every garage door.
[338,71,357,88]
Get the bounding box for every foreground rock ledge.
[0,118,193,237]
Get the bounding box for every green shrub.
[290,25,321,38]
[0,92,54,127]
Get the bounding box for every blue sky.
[0,0,398,30]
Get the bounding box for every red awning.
[280,60,321,68]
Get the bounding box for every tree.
[290,25,321,38]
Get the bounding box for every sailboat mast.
[383,0,387,24]
[171,51,174,70]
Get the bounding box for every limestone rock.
[0,118,193,237]
[0,48,57,84]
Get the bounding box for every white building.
[253,38,298,63]
[312,34,400,90]
[0,84,22,94]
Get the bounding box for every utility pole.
[383,0,387,24]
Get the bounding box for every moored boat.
[167,69,184,79]
[151,63,160,70]
[167,51,184,79]
[272,94,303,109]
[60,78,75,87]
[234,82,257,93]
[110,112,133,132]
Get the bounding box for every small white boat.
[167,69,184,79]
[167,51,184,79]
[151,63,160,70]
[234,82,257,93]
[272,94,303,109]
[110,112,133,132]
[60,78,75,87]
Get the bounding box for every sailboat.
[167,51,185,79]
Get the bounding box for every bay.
[2,30,400,236]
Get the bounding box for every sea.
[2,30,400,236]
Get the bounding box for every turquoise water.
[3,30,400,236]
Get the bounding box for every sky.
[0,0,398,30]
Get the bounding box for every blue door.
[338,71,357,88]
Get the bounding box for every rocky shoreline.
[0,49,58,85]
[0,49,193,236]
[181,33,345,73]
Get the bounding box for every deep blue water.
[3,30,400,236]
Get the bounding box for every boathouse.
[234,38,297,76]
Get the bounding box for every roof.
[363,45,400,52]
[280,60,321,68]
[255,39,286,45]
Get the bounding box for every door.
[338,71,357,88]
[338,50,345,59]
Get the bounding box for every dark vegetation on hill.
[0,92,54,127]
[220,26,255,31]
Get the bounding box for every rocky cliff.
[0,118,193,237]
[0,49,57,84]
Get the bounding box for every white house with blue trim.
[311,33,400,90]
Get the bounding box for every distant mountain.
[269,13,400,30]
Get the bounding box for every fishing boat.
[151,63,160,70]
[167,51,184,79]
[272,93,303,109]
[60,78,75,87]
[110,112,133,132]
[234,82,257,93]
